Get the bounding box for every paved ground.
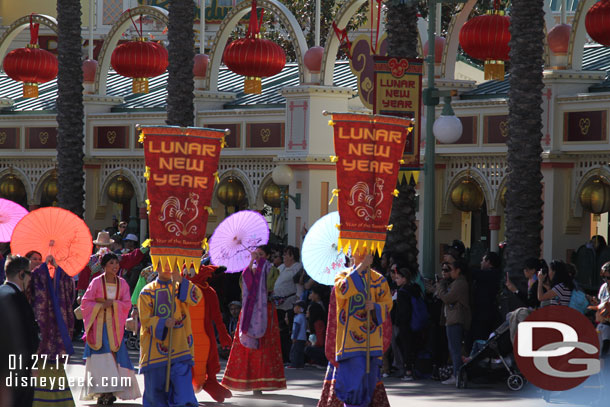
[64,339,604,407]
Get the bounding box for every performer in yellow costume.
[334,251,392,407]
[138,264,202,407]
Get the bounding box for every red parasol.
[0,198,28,242]
[11,207,92,277]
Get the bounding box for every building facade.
[1,0,609,278]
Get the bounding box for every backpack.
[568,289,589,314]
[410,295,429,331]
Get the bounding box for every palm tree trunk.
[385,1,420,275]
[56,0,84,217]
[505,0,545,277]
[386,2,419,56]
[166,0,195,127]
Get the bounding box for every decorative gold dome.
[0,174,26,203]
[42,173,58,203]
[107,176,134,204]
[580,177,610,215]
[500,186,507,208]
[451,178,485,212]
[262,182,284,208]
[217,177,246,207]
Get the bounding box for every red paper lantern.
[82,59,98,83]
[423,36,446,64]
[548,24,571,55]
[586,0,610,47]
[111,38,168,94]
[459,11,511,80]
[304,46,324,74]
[222,0,285,94]
[2,19,57,98]
[193,53,209,79]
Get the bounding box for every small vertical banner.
[330,113,412,255]
[140,125,226,270]
[373,56,423,181]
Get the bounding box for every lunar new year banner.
[140,125,227,270]
[373,56,422,174]
[330,113,412,255]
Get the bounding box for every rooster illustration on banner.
[158,192,200,236]
[347,179,384,221]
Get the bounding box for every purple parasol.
[0,198,28,242]
[209,210,270,273]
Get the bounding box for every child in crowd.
[304,301,327,367]
[289,300,307,368]
[225,300,241,337]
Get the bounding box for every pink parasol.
[209,210,269,273]
[0,198,28,242]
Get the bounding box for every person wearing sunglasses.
[0,255,39,407]
[435,259,471,385]
[441,262,452,281]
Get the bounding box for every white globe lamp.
[433,96,462,144]
[433,115,463,144]
[272,164,294,186]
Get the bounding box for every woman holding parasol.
[221,245,286,394]
[80,252,141,405]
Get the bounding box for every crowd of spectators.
[2,217,609,397]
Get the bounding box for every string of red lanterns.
[3,15,58,98]
[223,0,286,94]
[586,0,610,47]
[110,12,168,94]
[459,0,511,81]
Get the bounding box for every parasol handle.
[366,266,370,374]
[165,281,175,393]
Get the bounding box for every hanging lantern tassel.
[23,82,39,98]
[484,60,505,81]
[329,188,340,205]
[133,77,149,94]
[244,76,262,94]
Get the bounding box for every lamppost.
[271,165,301,243]
[414,0,465,278]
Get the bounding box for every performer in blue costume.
[137,264,202,407]
[333,251,392,407]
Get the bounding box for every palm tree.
[384,1,420,275]
[166,0,195,127]
[505,0,545,278]
[56,0,85,217]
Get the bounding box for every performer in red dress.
[221,246,286,393]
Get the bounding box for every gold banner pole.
[165,268,176,393]
[366,264,371,374]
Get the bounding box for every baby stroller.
[125,329,140,351]
[124,305,140,351]
[457,320,525,391]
